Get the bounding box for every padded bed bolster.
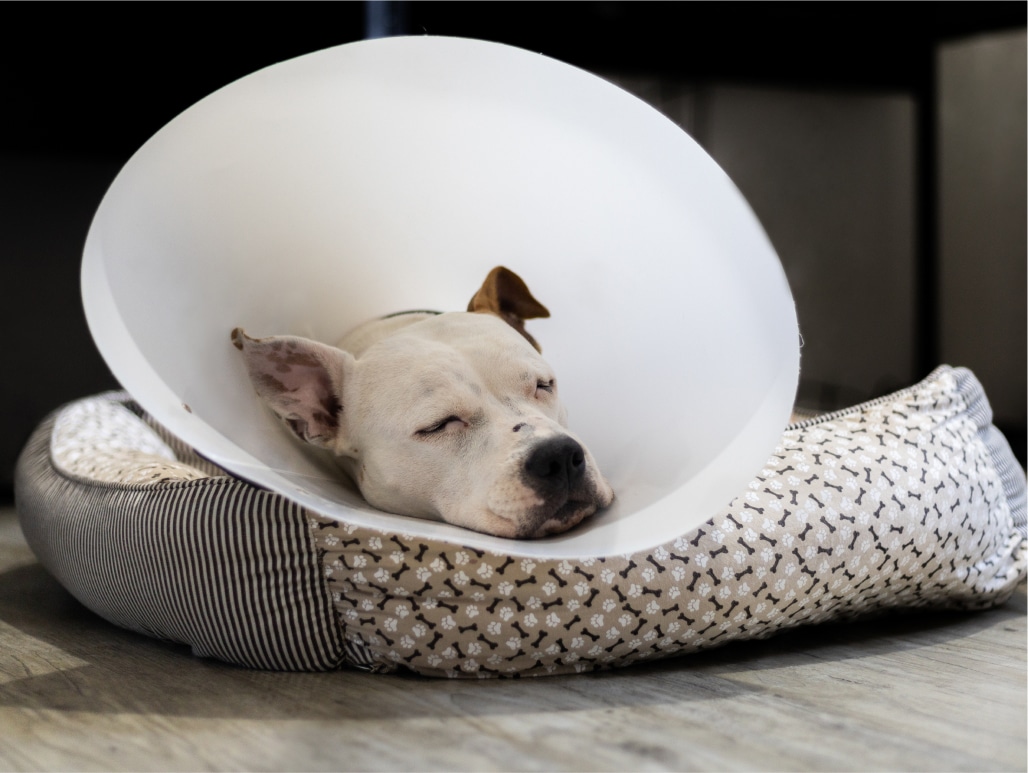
[15,409,347,672]
[956,368,1028,540]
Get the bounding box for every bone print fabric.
[315,367,1026,677]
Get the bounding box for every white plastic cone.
[82,36,799,558]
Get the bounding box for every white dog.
[232,267,614,538]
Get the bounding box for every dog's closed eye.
[416,415,466,436]
[535,379,555,397]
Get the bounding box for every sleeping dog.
[232,267,614,538]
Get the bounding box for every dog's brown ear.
[231,328,351,451]
[467,266,550,352]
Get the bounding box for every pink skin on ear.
[232,328,345,448]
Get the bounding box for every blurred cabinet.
[938,29,1027,429]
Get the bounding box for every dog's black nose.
[524,437,586,492]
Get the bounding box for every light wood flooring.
[1,505,1024,772]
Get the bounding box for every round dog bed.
[16,366,1026,676]
[19,37,1026,676]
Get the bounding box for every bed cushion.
[15,367,1026,676]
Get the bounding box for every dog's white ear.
[467,266,550,352]
[231,328,351,450]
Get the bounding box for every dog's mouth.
[518,497,601,539]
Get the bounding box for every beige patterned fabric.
[314,367,1027,677]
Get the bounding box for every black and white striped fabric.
[13,367,1027,676]
[15,408,346,671]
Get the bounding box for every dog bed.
[16,366,1026,677]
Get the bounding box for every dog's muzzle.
[519,436,599,538]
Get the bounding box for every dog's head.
[232,267,613,538]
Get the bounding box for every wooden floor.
[1,505,1024,772]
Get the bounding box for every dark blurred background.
[2,2,1025,502]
